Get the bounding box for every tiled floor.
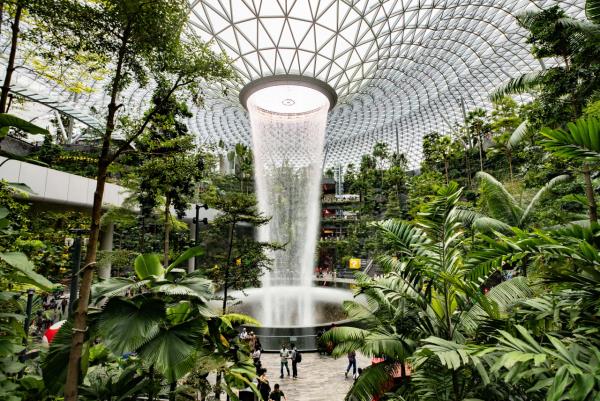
[254,352,370,401]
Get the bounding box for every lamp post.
[192,204,208,270]
[68,229,88,316]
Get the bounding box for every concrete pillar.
[98,223,114,279]
[188,221,196,273]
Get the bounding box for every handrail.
[363,259,374,275]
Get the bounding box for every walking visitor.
[345,350,357,378]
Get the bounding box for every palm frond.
[520,174,570,225]
[556,17,600,33]
[490,71,544,101]
[414,337,493,383]
[345,360,398,401]
[137,320,201,381]
[166,246,204,272]
[586,0,600,24]
[472,217,514,234]
[134,253,165,280]
[541,116,600,161]
[460,277,533,334]
[220,313,260,328]
[507,120,529,150]
[92,277,146,301]
[476,172,523,226]
[371,219,430,258]
[97,298,163,354]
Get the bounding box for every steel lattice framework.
[186,0,584,169]
[1,1,585,169]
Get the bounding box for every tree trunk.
[0,1,5,36]
[169,380,177,401]
[583,163,598,224]
[63,159,109,401]
[163,194,171,266]
[222,220,235,314]
[63,23,131,401]
[0,3,22,113]
[478,133,484,171]
[464,151,471,188]
[507,151,513,182]
[451,369,461,401]
[148,365,155,401]
[444,157,449,184]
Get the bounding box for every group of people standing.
[254,342,300,401]
[278,343,300,379]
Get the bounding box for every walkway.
[256,352,370,401]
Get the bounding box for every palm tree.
[489,120,529,181]
[372,142,389,189]
[541,116,600,224]
[324,184,532,401]
[466,222,600,400]
[466,108,491,172]
[473,171,570,232]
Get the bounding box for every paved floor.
[255,352,370,401]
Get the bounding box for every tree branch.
[107,76,189,164]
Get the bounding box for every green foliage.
[541,116,600,161]
[475,171,570,229]
[40,247,256,399]
[0,114,49,139]
[0,206,57,400]
[201,190,275,291]
[325,184,533,401]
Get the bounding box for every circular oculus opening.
[239,75,337,113]
[247,84,329,114]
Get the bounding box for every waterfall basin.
[225,286,355,351]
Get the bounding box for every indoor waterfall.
[247,84,329,326]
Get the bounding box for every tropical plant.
[541,116,600,223]
[0,114,49,139]
[43,246,259,401]
[466,108,492,172]
[30,2,236,397]
[0,207,57,401]
[464,221,600,401]
[473,171,570,232]
[323,184,533,401]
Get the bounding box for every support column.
[188,221,196,273]
[98,223,114,279]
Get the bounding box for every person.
[249,331,257,350]
[257,368,270,401]
[290,343,298,379]
[240,327,248,340]
[345,350,357,378]
[255,336,262,352]
[279,344,290,378]
[269,383,287,401]
[252,346,262,372]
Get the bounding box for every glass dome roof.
[1,1,585,169]
[186,0,584,169]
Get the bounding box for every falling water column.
[245,81,331,326]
